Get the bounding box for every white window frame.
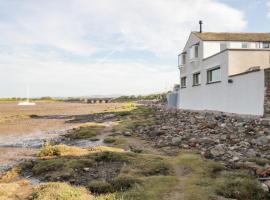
[207,66,221,84]
[220,43,227,51]
[189,45,199,60]
[242,42,249,48]
[178,53,186,67]
[193,72,201,86]
[181,77,187,88]
[263,42,270,48]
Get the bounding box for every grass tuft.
[29,182,93,200]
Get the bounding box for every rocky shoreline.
[125,105,270,185]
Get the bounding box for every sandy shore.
[0,102,123,170]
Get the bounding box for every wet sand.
[0,102,123,171]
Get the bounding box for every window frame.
[220,43,227,51]
[263,42,270,49]
[207,66,221,84]
[181,76,187,88]
[178,53,186,66]
[192,72,201,86]
[189,44,199,60]
[241,42,248,48]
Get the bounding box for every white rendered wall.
[203,41,221,58]
[178,51,265,116]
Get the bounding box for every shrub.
[111,175,140,191]
[103,137,116,144]
[87,180,113,194]
[39,145,61,157]
[94,152,124,162]
[215,172,270,200]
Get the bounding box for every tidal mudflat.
[0,102,123,171]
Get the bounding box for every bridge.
[83,98,113,104]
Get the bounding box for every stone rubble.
[130,106,270,180]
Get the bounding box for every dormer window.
[189,44,199,60]
[220,43,227,51]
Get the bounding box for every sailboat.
[18,87,36,106]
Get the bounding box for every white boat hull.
[18,102,36,106]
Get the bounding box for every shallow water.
[0,102,121,173]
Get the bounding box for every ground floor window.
[193,72,201,86]
[207,66,221,83]
[181,77,187,88]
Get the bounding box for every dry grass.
[38,144,90,157]
[29,182,93,200]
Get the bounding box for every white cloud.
[0,0,247,97]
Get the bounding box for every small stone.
[83,167,90,172]
[261,183,269,192]
[171,137,182,146]
[210,144,226,157]
[123,131,132,136]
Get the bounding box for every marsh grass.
[29,182,93,200]
[65,124,105,139]
[113,106,156,133]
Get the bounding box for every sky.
[0,0,269,97]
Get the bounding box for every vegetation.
[38,144,90,157]
[65,124,105,139]
[113,106,156,133]
[112,93,167,103]
[215,171,270,200]
[29,182,93,200]
[1,105,268,200]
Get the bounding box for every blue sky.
[0,0,269,97]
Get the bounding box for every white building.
[177,31,270,116]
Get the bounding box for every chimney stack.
[199,20,203,33]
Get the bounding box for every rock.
[252,136,270,146]
[231,156,240,162]
[83,167,90,172]
[171,137,182,146]
[123,131,132,137]
[199,137,215,145]
[261,183,269,192]
[210,144,226,157]
[264,180,270,189]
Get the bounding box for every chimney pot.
[199,20,203,33]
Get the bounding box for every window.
[181,77,187,88]
[220,43,227,51]
[189,47,194,59]
[195,46,199,58]
[193,72,201,86]
[178,53,186,66]
[242,42,248,48]
[207,67,221,83]
[263,42,270,48]
[189,45,199,60]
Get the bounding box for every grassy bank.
[1,104,269,200]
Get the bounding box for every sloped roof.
[193,32,270,42]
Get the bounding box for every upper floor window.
[193,72,201,86]
[242,42,248,48]
[181,77,187,88]
[178,53,186,66]
[189,45,199,60]
[220,43,227,51]
[207,66,221,84]
[263,42,270,48]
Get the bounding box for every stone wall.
[264,68,270,117]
